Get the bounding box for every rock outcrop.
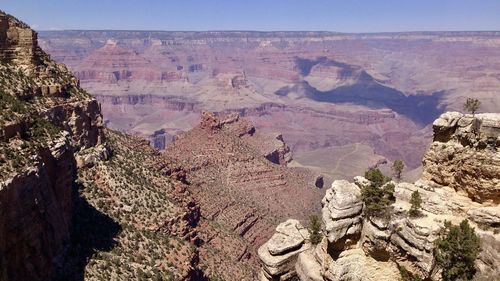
[163,112,323,280]
[0,11,105,281]
[322,180,363,245]
[258,112,500,281]
[423,112,500,203]
[258,220,311,280]
[0,12,39,66]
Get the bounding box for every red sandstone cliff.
[162,112,324,279]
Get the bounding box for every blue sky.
[2,0,500,32]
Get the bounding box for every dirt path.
[331,143,359,175]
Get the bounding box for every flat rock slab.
[268,219,306,255]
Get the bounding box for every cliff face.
[0,11,104,281]
[422,112,500,203]
[258,112,500,281]
[0,11,210,281]
[41,30,497,177]
[0,134,76,281]
[0,12,38,66]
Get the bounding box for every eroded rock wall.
[0,11,104,281]
[0,134,75,281]
[423,112,500,203]
[258,112,500,281]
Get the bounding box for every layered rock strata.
[422,112,500,203]
[0,10,104,281]
[258,112,500,280]
[163,112,324,280]
[258,220,311,280]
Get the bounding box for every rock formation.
[162,112,324,280]
[0,12,38,66]
[0,11,202,281]
[422,111,500,203]
[0,11,104,281]
[258,111,500,281]
[258,220,311,280]
[322,180,363,245]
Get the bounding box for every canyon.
[2,8,500,281]
[258,111,500,281]
[0,11,321,281]
[38,30,500,182]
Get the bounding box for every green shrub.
[434,220,481,281]
[30,118,60,139]
[362,168,394,218]
[409,191,422,217]
[0,89,27,113]
[308,214,322,245]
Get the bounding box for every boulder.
[322,180,363,243]
[268,219,308,255]
[258,219,311,279]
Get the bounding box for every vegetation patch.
[434,220,481,281]
[361,168,395,218]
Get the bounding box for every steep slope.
[0,11,204,281]
[258,112,500,281]
[58,129,204,280]
[163,112,324,280]
[0,11,104,281]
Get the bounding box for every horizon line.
[37,29,500,34]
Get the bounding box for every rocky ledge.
[258,219,311,280]
[258,112,500,281]
[423,112,500,203]
[0,11,105,281]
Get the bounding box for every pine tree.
[409,190,422,217]
[362,168,394,218]
[308,214,322,245]
[434,220,481,281]
[392,160,405,180]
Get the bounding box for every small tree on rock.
[365,167,391,187]
[308,214,322,245]
[409,190,422,217]
[362,168,394,218]
[434,220,481,281]
[464,98,481,116]
[392,160,405,181]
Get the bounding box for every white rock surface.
[258,219,311,279]
[322,180,363,243]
